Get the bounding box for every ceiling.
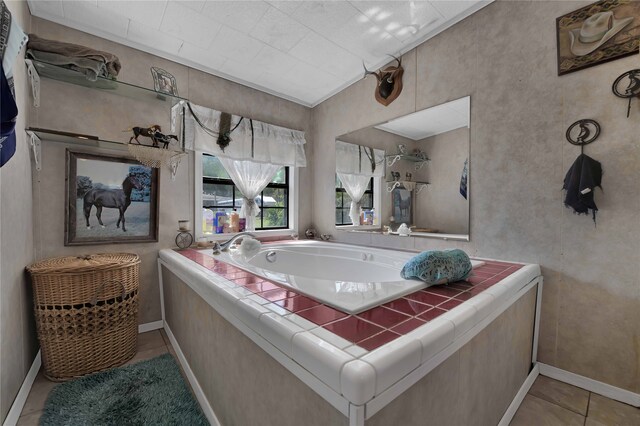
[27,1,491,107]
[375,96,469,140]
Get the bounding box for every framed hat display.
[556,0,640,76]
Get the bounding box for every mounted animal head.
[363,55,404,106]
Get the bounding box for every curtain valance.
[335,140,385,177]
[172,103,306,167]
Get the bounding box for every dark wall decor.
[363,55,404,106]
[556,0,640,76]
[612,69,640,117]
[65,150,159,245]
[150,66,178,96]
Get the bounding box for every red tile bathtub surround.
[357,306,411,328]
[297,305,348,325]
[275,295,320,313]
[323,316,384,343]
[175,249,525,352]
[358,330,401,351]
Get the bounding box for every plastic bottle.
[229,210,240,233]
[370,208,376,225]
[215,211,227,234]
[202,208,214,234]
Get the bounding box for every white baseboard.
[138,320,164,334]
[2,351,41,426]
[539,363,640,408]
[163,323,221,426]
[498,363,540,426]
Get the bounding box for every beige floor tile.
[20,371,56,416]
[159,328,170,346]
[124,344,169,366]
[510,394,585,426]
[17,410,43,426]
[529,375,590,415]
[137,330,167,352]
[587,393,640,426]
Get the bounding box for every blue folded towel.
[401,249,472,285]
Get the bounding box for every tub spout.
[212,232,257,255]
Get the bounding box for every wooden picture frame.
[556,0,640,76]
[65,150,159,246]
[151,66,178,96]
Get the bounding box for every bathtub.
[217,241,486,314]
[158,241,543,426]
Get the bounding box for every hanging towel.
[401,249,472,285]
[27,34,121,77]
[562,153,602,223]
[26,49,108,81]
[459,158,468,199]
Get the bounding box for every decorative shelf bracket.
[168,153,187,181]
[386,154,402,168]
[25,59,40,107]
[26,130,41,171]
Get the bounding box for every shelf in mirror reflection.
[385,154,430,170]
[385,180,429,194]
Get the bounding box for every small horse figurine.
[83,174,144,232]
[127,125,178,149]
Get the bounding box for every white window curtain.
[173,103,306,167]
[218,158,280,231]
[337,172,372,225]
[335,140,385,177]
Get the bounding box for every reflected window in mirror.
[336,175,374,226]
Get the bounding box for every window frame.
[333,174,382,229]
[195,152,298,240]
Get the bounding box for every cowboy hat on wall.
[556,0,640,76]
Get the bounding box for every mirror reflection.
[335,96,470,240]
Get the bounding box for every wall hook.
[612,69,640,118]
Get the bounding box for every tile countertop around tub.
[158,248,542,406]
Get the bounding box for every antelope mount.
[363,55,404,106]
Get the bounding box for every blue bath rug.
[40,353,208,426]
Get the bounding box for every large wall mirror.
[335,96,470,241]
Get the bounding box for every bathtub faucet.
[212,232,257,255]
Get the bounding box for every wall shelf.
[385,180,429,194]
[385,153,429,170]
[25,59,188,107]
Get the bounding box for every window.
[335,175,373,226]
[201,154,289,232]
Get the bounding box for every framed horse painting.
[65,150,159,245]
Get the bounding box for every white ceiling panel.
[249,6,309,52]
[62,1,129,38]
[160,2,222,49]
[97,1,168,29]
[376,96,470,140]
[27,0,491,106]
[202,1,270,33]
[126,21,183,55]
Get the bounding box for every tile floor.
[15,339,640,426]
[510,375,640,426]
[16,330,179,425]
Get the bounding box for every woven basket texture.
[27,253,140,381]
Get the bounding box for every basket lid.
[27,253,140,275]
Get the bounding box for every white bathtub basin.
[209,241,484,314]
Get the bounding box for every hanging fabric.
[217,157,280,231]
[173,103,306,167]
[335,140,384,177]
[337,172,372,225]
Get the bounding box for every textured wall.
[415,127,469,234]
[311,0,640,392]
[0,1,36,421]
[29,18,312,325]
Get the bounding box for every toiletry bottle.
[238,210,246,232]
[215,211,227,234]
[203,209,214,234]
[229,210,240,233]
[370,208,376,225]
[359,208,364,225]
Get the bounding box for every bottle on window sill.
[230,210,240,233]
[215,210,227,234]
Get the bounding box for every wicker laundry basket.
[26,253,140,381]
